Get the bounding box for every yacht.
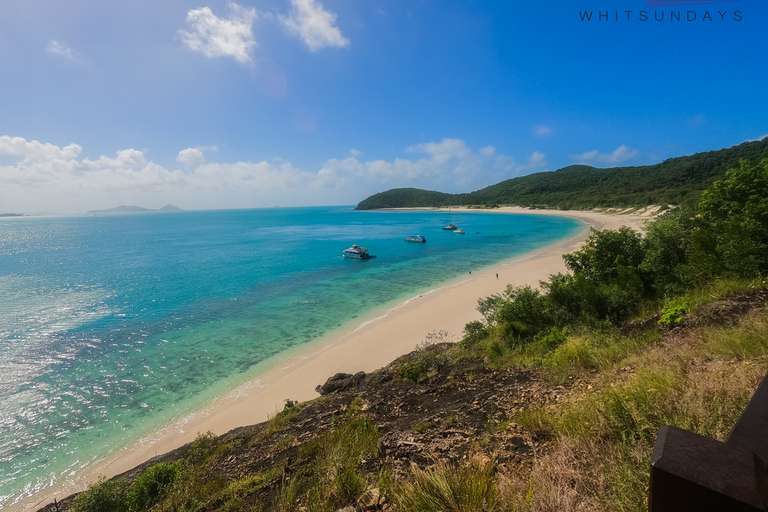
[342,244,376,259]
[405,235,427,243]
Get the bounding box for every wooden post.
[649,371,768,511]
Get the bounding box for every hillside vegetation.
[41,158,768,512]
[356,138,768,210]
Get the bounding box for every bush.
[460,320,487,348]
[658,300,687,326]
[534,327,568,351]
[399,360,427,383]
[186,431,219,466]
[127,461,183,511]
[70,477,129,512]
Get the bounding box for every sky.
[1,0,766,214]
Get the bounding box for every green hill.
[355,138,768,210]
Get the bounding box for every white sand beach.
[20,207,655,512]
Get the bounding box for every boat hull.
[343,252,375,259]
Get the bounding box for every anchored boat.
[405,235,427,243]
[342,244,376,259]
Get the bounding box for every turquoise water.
[0,206,581,507]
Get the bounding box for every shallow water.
[0,206,580,507]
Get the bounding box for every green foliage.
[459,320,487,348]
[658,300,687,326]
[69,477,129,512]
[533,327,567,350]
[698,158,768,276]
[355,187,454,209]
[186,431,219,466]
[400,360,427,382]
[413,420,434,433]
[477,295,505,324]
[494,285,550,338]
[299,413,379,510]
[127,461,183,511]
[394,458,499,512]
[563,227,646,286]
[398,341,452,383]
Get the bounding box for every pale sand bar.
[21,207,654,511]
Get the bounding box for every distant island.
[0,213,24,217]
[86,204,183,214]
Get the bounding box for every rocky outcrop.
[315,371,367,395]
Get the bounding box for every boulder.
[315,371,366,395]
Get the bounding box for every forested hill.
[355,138,768,210]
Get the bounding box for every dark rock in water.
[316,371,366,395]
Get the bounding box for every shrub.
[658,300,687,326]
[127,461,183,511]
[69,477,129,512]
[186,431,219,466]
[460,320,487,348]
[534,327,568,351]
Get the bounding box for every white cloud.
[318,139,547,191]
[179,2,258,64]
[0,136,82,162]
[46,40,83,64]
[0,136,550,213]
[177,147,206,167]
[571,145,639,165]
[533,125,552,137]
[408,138,471,164]
[280,0,349,51]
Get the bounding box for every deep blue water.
[0,206,581,507]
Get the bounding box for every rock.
[315,371,367,395]
[356,487,381,510]
[337,507,356,512]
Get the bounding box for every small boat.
[405,235,427,243]
[454,228,466,234]
[443,223,458,230]
[342,244,376,259]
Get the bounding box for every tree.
[698,158,768,275]
[563,226,646,286]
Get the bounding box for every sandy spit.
[20,207,655,512]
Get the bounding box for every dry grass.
[505,304,768,511]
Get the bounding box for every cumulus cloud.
[0,135,315,212]
[177,147,206,167]
[317,138,547,191]
[571,145,639,165]
[1,135,550,213]
[0,135,82,162]
[179,2,258,64]
[280,0,349,51]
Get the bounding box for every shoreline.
[20,207,653,512]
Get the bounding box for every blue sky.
[1,0,766,213]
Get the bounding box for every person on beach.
[496,273,498,279]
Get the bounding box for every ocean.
[0,206,581,508]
